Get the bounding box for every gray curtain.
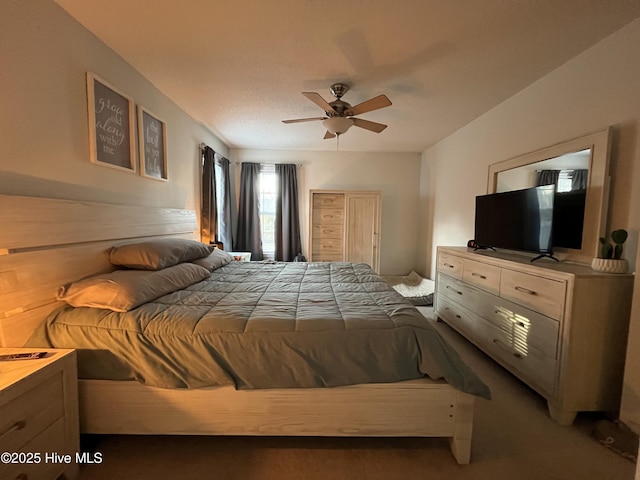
[536,169,560,188]
[214,153,233,251]
[236,162,263,260]
[572,169,588,190]
[200,146,217,244]
[275,164,302,261]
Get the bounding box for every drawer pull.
[493,338,523,359]
[471,272,487,279]
[446,286,463,295]
[514,286,537,296]
[2,420,26,436]
[443,263,455,269]
[444,307,462,320]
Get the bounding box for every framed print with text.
[86,72,136,172]
[138,106,168,181]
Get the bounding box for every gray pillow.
[109,238,213,270]
[191,248,233,271]
[57,263,211,312]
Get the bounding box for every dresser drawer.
[436,295,479,337]
[313,237,343,254]
[437,272,490,310]
[312,224,344,239]
[485,297,560,359]
[0,371,65,453]
[463,258,501,295]
[486,330,557,396]
[313,193,344,209]
[438,286,557,395]
[437,253,463,280]
[312,208,344,225]
[500,269,566,320]
[313,253,344,262]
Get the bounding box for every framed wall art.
[86,72,136,171]
[138,106,168,181]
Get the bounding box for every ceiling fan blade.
[352,118,387,133]
[302,92,337,114]
[324,131,336,139]
[345,94,392,116]
[282,117,326,124]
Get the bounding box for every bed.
[0,194,489,465]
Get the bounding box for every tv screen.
[474,185,555,255]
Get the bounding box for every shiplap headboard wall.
[0,194,198,347]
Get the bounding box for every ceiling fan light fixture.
[323,117,354,135]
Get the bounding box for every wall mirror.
[487,128,611,264]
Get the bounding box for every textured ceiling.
[56,0,640,153]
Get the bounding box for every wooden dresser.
[434,246,634,425]
[309,190,381,272]
[0,349,79,480]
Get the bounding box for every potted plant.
[591,229,629,273]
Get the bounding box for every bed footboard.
[78,378,474,464]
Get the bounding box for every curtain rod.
[235,161,303,167]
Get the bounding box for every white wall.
[231,149,421,276]
[420,18,640,432]
[0,0,227,212]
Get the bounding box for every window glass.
[258,165,277,258]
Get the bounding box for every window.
[258,164,277,258]
[557,170,573,193]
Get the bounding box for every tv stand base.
[530,253,559,263]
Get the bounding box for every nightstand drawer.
[0,417,66,480]
[0,371,65,453]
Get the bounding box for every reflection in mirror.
[496,149,590,250]
[496,149,591,193]
[488,128,611,264]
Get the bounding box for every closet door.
[345,192,381,273]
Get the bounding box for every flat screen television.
[474,185,555,259]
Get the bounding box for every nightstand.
[228,252,251,262]
[0,348,79,480]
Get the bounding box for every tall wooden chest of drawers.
[309,190,381,273]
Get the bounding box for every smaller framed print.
[86,72,136,172]
[138,106,168,181]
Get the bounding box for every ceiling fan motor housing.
[329,83,349,99]
[327,100,351,116]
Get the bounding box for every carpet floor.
[77,309,636,480]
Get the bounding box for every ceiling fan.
[282,83,392,139]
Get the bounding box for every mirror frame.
[487,127,611,264]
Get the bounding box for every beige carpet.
[78,309,636,480]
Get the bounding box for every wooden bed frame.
[0,194,476,464]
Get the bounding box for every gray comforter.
[27,261,490,398]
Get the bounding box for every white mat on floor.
[382,271,435,298]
